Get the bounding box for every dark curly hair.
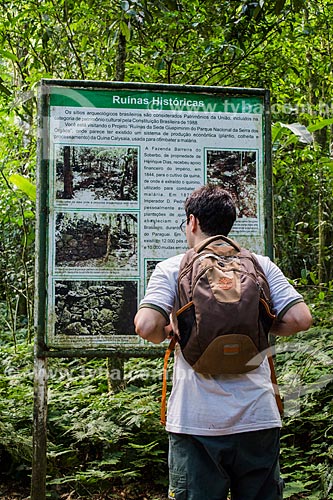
[184,185,236,236]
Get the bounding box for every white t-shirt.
[140,253,303,436]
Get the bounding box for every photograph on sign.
[54,144,138,207]
[145,259,164,288]
[54,211,138,276]
[206,149,258,231]
[37,82,270,349]
[52,279,138,347]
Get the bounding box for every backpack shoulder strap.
[267,350,284,416]
[177,248,199,284]
[160,335,177,426]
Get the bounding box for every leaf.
[120,0,130,12]
[272,123,285,143]
[0,49,19,62]
[307,118,333,132]
[318,157,333,167]
[309,271,319,285]
[272,122,299,149]
[279,122,313,144]
[8,174,36,202]
[283,480,310,496]
[301,269,308,280]
[120,20,131,41]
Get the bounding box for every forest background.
[0,0,333,499]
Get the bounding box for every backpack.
[160,234,282,425]
[176,234,275,375]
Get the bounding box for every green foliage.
[45,357,168,492]
[272,114,333,282]
[0,316,34,478]
[1,0,333,328]
[276,324,333,499]
[0,109,36,340]
[0,327,169,496]
[0,0,333,497]
[2,302,333,499]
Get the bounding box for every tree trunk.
[115,32,126,81]
[63,146,73,199]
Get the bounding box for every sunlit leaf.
[0,49,19,62]
[8,174,36,202]
[120,20,131,41]
[308,118,333,132]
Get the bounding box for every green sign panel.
[36,80,272,352]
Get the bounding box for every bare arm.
[134,307,172,344]
[270,301,312,336]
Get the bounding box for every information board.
[36,80,272,350]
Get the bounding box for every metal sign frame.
[36,79,273,359]
[32,80,272,499]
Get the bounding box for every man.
[134,185,312,500]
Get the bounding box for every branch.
[49,0,86,79]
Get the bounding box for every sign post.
[32,80,272,498]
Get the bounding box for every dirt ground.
[0,480,169,500]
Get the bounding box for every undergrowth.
[0,290,332,499]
